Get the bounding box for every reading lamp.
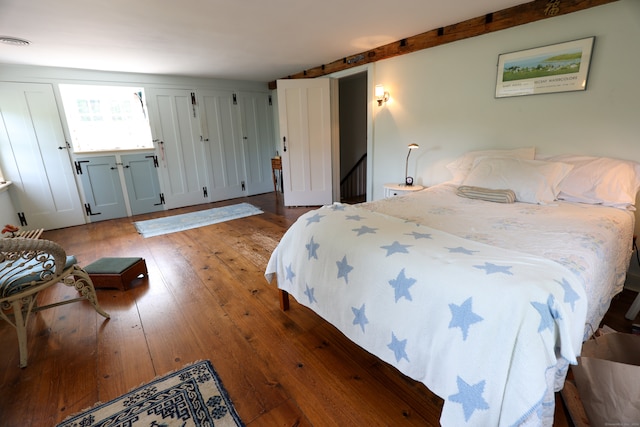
[404,143,419,186]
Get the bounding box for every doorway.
[338,72,368,203]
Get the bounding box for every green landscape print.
[502,48,583,82]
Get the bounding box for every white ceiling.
[0,0,531,82]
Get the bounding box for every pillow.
[462,157,573,204]
[545,154,640,210]
[446,147,535,184]
[456,185,516,203]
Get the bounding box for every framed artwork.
[495,37,595,98]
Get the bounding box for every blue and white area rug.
[134,203,263,238]
[57,360,244,427]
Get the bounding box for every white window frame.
[59,84,153,153]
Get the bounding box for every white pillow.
[545,155,640,210]
[446,147,535,184]
[462,157,573,204]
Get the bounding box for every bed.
[265,149,640,426]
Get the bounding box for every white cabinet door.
[238,91,275,196]
[146,88,207,210]
[146,87,277,207]
[0,82,85,230]
[277,79,333,206]
[198,89,245,201]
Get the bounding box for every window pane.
[59,84,153,153]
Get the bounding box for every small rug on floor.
[134,203,263,238]
[56,360,244,427]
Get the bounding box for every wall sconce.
[375,84,390,106]
[404,143,419,186]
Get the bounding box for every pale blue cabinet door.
[122,153,163,215]
[76,156,127,221]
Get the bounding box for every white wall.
[371,0,640,200]
[0,184,16,226]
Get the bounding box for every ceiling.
[0,0,531,83]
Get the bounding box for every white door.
[146,88,207,209]
[0,82,85,230]
[277,79,333,206]
[198,89,245,201]
[237,91,275,196]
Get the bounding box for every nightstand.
[383,183,424,198]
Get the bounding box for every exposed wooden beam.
[268,0,619,90]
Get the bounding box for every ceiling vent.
[0,37,31,46]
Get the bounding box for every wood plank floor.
[0,192,637,426]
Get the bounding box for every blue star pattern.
[285,264,295,282]
[304,284,317,304]
[406,231,432,240]
[306,237,320,260]
[448,297,483,340]
[352,225,377,236]
[473,262,513,275]
[532,295,560,333]
[557,278,579,311]
[305,213,324,226]
[447,246,478,255]
[388,268,416,302]
[388,332,409,363]
[331,204,346,211]
[380,241,412,256]
[336,255,354,284]
[449,376,490,421]
[352,304,368,332]
[268,202,592,426]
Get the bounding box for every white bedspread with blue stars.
[266,202,591,426]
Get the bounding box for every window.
[59,84,153,153]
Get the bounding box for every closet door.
[146,88,207,209]
[198,89,245,201]
[0,82,85,230]
[237,91,275,196]
[75,156,127,221]
[121,153,164,215]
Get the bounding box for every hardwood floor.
[0,192,637,426]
